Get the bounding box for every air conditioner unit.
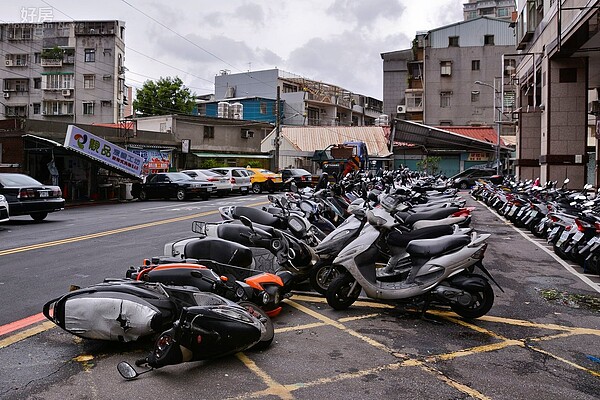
[3,92,9,99]
[5,60,13,67]
[62,89,71,97]
[396,105,406,114]
[589,100,600,115]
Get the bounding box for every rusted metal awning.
[393,120,511,152]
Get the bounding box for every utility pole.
[274,86,280,171]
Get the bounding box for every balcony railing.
[41,58,63,67]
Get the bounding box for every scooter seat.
[406,234,471,258]
[404,207,460,225]
[184,238,254,268]
[232,206,284,229]
[411,216,468,230]
[387,225,454,248]
[216,223,273,247]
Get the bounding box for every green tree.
[416,156,441,175]
[133,76,196,116]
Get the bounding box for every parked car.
[0,173,65,221]
[209,167,251,195]
[181,169,230,197]
[245,168,283,193]
[0,194,9,223]
[279,168,313,190]
[132,172,215,201]
[449,167,502,189]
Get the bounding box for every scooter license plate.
[557,230,571,247]
[549,226,559,238]
[508,206,517,216]
[529,211,538,219]
[571,231,584,243]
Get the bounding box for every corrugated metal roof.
[437,126,506,146]
[281,126,392,157]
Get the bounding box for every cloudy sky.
[1,0,473,99]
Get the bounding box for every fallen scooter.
[118,292,274,379]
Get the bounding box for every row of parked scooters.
[470,177,600,275]
[43,170,503,379]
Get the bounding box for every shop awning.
[393,120,510,152]
[192,152,272,159]
[22,134,63,149]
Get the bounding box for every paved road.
[1,193,599,399]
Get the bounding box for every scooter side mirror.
[117,361,139,380]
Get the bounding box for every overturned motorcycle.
[118,297,274,380]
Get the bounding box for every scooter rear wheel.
[450,279,494,319]
[326,273,361,310]
[239,302,274,351]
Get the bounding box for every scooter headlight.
[262,292,271,305]
[236,286,247,300]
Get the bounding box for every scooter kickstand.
[418,301,442,324]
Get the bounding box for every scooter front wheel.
[239,302,274,351]
[326,273,361,310]
[309,264,342,295]
[451,279,494,320]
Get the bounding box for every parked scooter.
[325,207,502,319]
[117,292,273,379]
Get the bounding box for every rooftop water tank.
[217,102,230,118]
[230,102,243,119]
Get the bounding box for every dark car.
[450,168,502,189]
[0,173,65,221]
[132,172,215,201]
[280,168,313,189]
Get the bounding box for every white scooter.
[325,207,503,319]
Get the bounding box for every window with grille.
[484,35,495,45]
[204,126,215,138]
[448,36,459,47]
[84,49,95,62]
[472,60,480,71]
[441,61,452,76]
[83,74,95,89]
[83,102,94,115]
[471,91,480,102]
[440,91,452,108]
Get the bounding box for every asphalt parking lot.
[2,194,600,400]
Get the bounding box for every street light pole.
[475,80,501,174]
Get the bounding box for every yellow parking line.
[235,353,295,400]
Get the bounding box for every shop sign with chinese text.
[64,125,144,177]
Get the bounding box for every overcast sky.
[2,0,471,100]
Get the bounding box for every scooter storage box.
[43,281,176,342]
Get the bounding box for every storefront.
[23,126,144,201]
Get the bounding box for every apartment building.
[513,0,600,187]
[1,21,127,124]
[382,16,516,128]
[463,0,517,21]
[202,68,383,127]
